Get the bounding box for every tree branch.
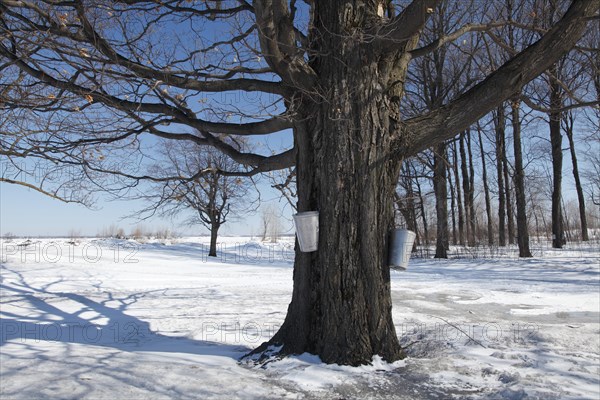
[369,0,441,53]
[520,96,599,114]
[410,21,508,58]
[73,4,287,97]
[0,45,292,135]
[403,0,599,156]
[0,177,82,204]
[253,0,316,90]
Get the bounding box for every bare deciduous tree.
[476,123,494,246]
[136,140,254,257]
[1,0,597,365]
[260,203,281,243]
[493,105,508,246]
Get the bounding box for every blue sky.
[0,174,295,238]
[0,6,298,238]
[0,130,296,238]
[0,125,295,240]
[1,2,596,238]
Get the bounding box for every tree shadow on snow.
[0,264,250,359]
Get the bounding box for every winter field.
[0,237,598,400]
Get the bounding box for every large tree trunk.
[494,106,507,247]
[281,118,402,364]
[503,150,515,245]
[256,43,408,365]
[564,112,589,241]
[209,222,219,257]
[451,141,465,246]
[434,143,450,258]
[467,132,477,244]
[510,98,532,257]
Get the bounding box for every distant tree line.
[393,0,599,257]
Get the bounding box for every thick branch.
[114,0,254,18]
[253,0,316,90]
[0,45,292,135]
[370,0,441,53]
[219,148,295,177]
[138,127,295,175]
[404,0,599,155]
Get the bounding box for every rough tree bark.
[494,106,508,246]
[549,66,566,248]
[278,96,406,364]
[452,141,466,246]
[434,143,450,258]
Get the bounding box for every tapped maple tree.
[1,0,597,365]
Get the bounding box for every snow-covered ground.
[1,237,598,399]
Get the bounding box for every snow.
[1,237,599,399]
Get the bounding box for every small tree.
[260,204,281,243]
[136,140,253,257]
[583,132,600,207]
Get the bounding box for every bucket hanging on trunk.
[293,211,319,252]
[388,229,416,270]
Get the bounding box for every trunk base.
[244,334,406,367]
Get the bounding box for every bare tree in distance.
[476,123,495,246]
[135,139,255,257]
[394,161,421,246]
[582,130,600,207]
[581,17,600,207]
[1,0,597,365]
[492,105,508,246]
[260,203,282,243]
[562,111,589,241]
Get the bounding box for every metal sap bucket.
[293,211,319,252]
[388,229,416,270]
